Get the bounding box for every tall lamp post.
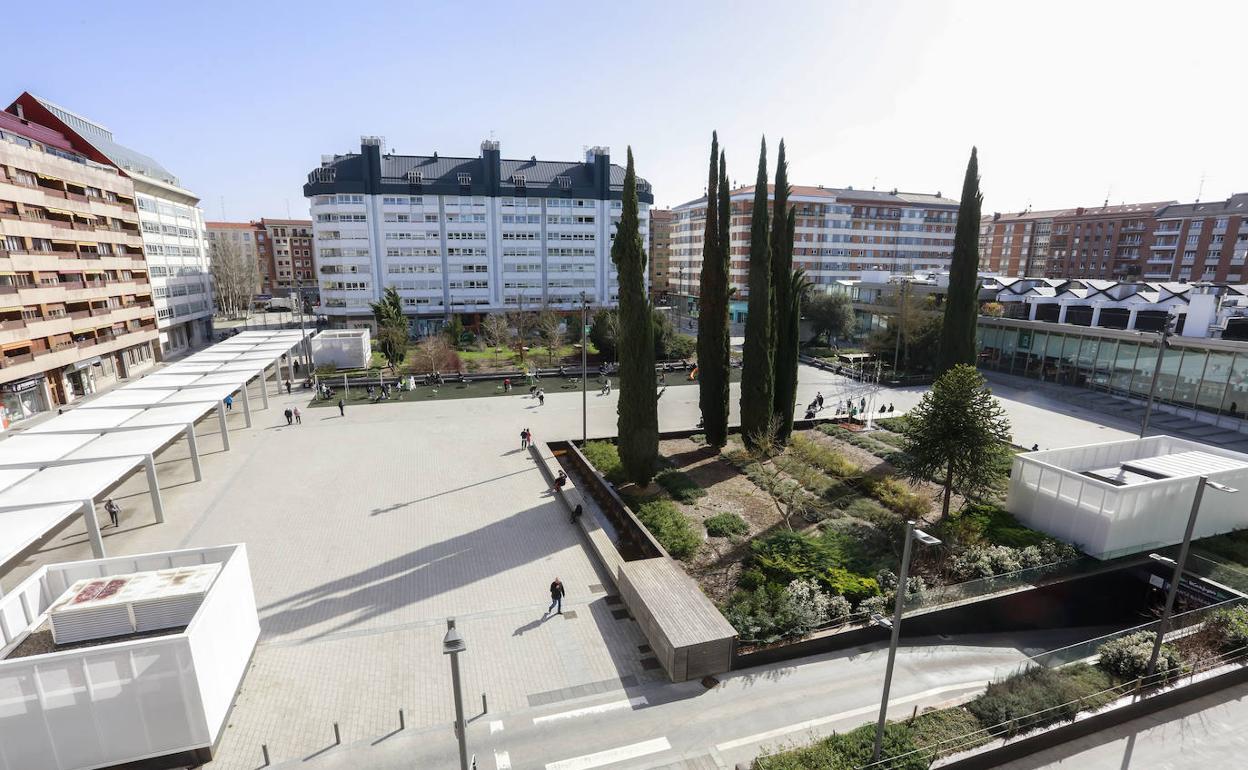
[1139,320,1174,439]
[1145,476,1237,680]
[442,618,470,770]
[580,291,589,444]
[871,521,942,763]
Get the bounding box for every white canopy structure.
[0,331,310,573]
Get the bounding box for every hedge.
[581,440,626,484]
[635,499,700,559]
[966,663,1119,738]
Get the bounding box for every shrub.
[1194,528,1248,568]
[738,568,767,590]
[865,476,929,517]
[655,469,706,503]
[843,496,894,527]
[635,500,700,560]
[824,567,880,604]
[966,663,1117,737]
[753,722,924,770]
[942,502,1048,548]
[750,531,835,586]
[909,706,991,757]
[663,333,697,359]
[857,594,889,616]
[1097,631,1184,683]
[705,512,749,539]
[821,521,892,575]
[1206,604,1248,652]
[582,441,626,484]
[790,434,860,479]
[724,585,806,643]
[787,578,838,630]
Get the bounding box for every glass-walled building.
[977,317,1248,425]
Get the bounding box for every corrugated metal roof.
[1122,450,1248,480]
[29,94,180,186]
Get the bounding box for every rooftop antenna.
[1103,185,1112,209]
[285,199,292,219]
[872,176,878,191]
[1195,172,1206,203]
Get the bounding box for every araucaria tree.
[369,286,408,370]
[900,364,1012,517]
[937,147,984,374]
[769,141,801,443]
[613,148,659,485]
[697,132,731,447]
[740,137,774,449]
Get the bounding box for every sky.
[5,0,1246,220]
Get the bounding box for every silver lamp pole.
[442,618,469,770]
[581,291,589,444]
[1139,322,1173,438]
[1145,477,1237,680]
[872,521,942,762]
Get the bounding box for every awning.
[69,356,102,371]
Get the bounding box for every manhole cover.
[640,658,661,670]
[562,610,578,619]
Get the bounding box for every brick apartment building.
[978,208,1074,277]
[648,207,672,299]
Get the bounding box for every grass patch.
[581,440,626,484]
[938,502,1049,549]
[966,663,1120,738]
[909,706,991,757]
[753,722,925,770]
[635,500,700,560]
[790,434,860,479]
[655,469,706,503]
[705,512,749,538]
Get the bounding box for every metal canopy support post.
[1146,476,1206,679]
[259,370,270,409]
[186,421,203,481]
[144,454,165,523]
[216,402,231,451]
[82,498,105,558]
[240,380,253,428]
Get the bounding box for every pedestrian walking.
[294,407,302,424]
[104,498,120,528]
[284,408,293,425]
[503,377,511,393]
[224,394,233,412]
[521,427,530,449]
[285,380,292,395]
[816,392,824,409]
[538,390,545,406]
[547,578,565,615]
[337,398,345,417]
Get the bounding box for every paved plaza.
[1,364,1150,768]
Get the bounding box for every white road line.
[490,720,505,734]
[715,681,983,752]
[532,696,649,725]
[545,737,671,770]
[494,749,512,769]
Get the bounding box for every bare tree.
[506,299,537,362]
[412,335,454,374]
[536,311,565,365]
[209,238,259,319]
[480,313,510,365]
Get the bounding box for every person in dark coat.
[547,578,566,615]
[284,408,293,425]
[104,498,120,528]
[337,398,345,417]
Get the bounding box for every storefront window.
[1198,352,1234,414]
[1110,342,1139,393]
[1059,335,1082,385]
[1,377,49,428]
[1001,327,1019,373]
[1226,353,1248,419]
[1130,341,1163,398]
[1093,338,1118,390]
[1169,348,1206,407]
[1025,332,1050,379]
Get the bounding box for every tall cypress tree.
[937,147,984,374]
[774,211,803,443]
[740,138,774,448]
[697,132,730,447]
[613,148,658,484]
[769,141,795,435]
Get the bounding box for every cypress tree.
[613,148,659,485]
[937,147,984,374]
[774,212,803,443]
[697,132,730,447]
[770,141,795,434]
[740,137,774,448]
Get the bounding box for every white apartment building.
[303,138,652,331]
[11,94,214,357]
[670,185,958,298]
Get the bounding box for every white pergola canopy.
[0,330,310,573]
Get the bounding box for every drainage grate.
[611,608,631,620]
[561,610,578,619]
[637,644,652,653]
[640,658,661,671]
[587,583,606,593]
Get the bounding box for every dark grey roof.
[1155,193,1248,219]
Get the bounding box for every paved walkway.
[0,364,1160,768]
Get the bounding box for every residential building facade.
[1149,194,1248,284]
[205,221,267,297]
[669,185,958,299]
[303,138,652,331]
[10,93,213,358]
[258,218,315,303]
[1046,201,1173,281]
[978,208,1074,277]
[649,207,672,299]
[0,108,158,428]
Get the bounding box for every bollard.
[261,744,270,766]
[399,708,405,730]
[482,692,488,714]
[333,722,341,746]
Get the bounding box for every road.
[284,629,1104,770]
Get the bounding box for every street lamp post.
[581,291,589,444]
[1145,476,1238,680]
[872,521,942,763]
[442,618,470,770]
[1139,322,1174,439]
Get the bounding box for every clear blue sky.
[5,0,1244,220]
